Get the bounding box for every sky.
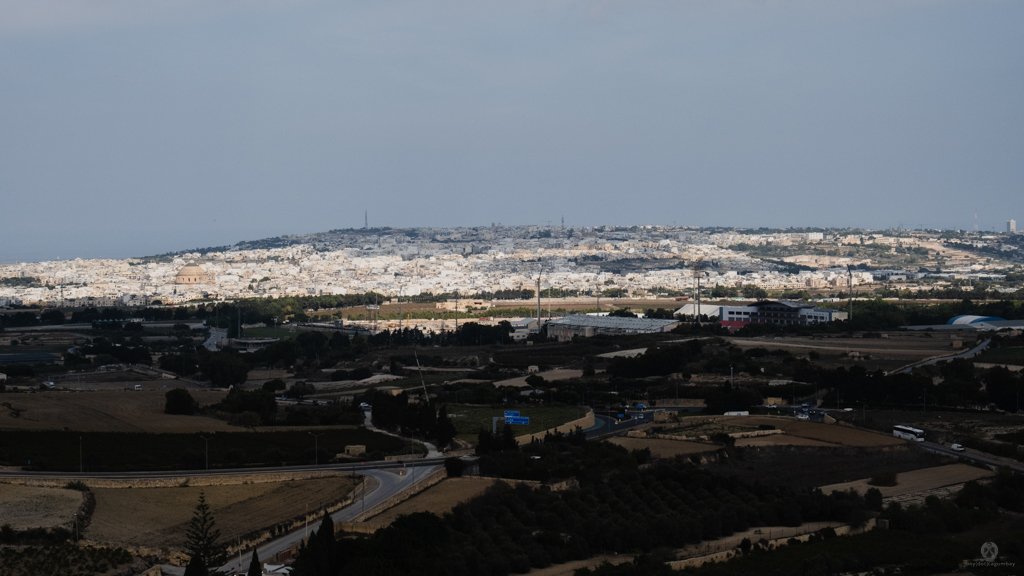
[1,0,1022,262]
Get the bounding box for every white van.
[133,385,142,391]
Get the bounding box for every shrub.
[164,388,198,415]
[64,480,90,492]
[868,471,898,487]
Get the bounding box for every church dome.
[175,262,209,285]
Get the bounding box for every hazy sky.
[1,0,1022,262]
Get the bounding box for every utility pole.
[693,258,705,327]
[79,437,82,474]
[847,265,854,322]
[536,265,542,335]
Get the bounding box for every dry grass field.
[87,476,357,549]
[735,435,837,447]
[0,390,232,432]
[524,555,634,576]
[819,463,994,498]
[730,416,907,447]
[610,437,718,458]
[0,483,84,530]
[729,333,966,371]
[368,478,500,525]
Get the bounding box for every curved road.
[0,460,443,576]
[214,465,441,575]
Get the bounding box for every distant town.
[1,223,1022,310]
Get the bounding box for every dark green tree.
[247,549,261,576]
[185,492,227,574]
[434,405,458,450]
[165,388,199,415]
[262,378,287,393]
[199,352,249,387]
[292,511,336,576]
[183,554,208,576]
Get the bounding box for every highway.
[919,441,1024,474]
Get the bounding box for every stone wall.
[668,519,877,571]
[8,469,355,490]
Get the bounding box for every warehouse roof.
[547,315,679,331]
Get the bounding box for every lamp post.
[199,435,211,470]
[309,432,324,466]
[79,437,83,474]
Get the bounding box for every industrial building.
[903,315,1024,332]
[545,315,680,341]
[717,300,848,329]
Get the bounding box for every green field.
[0,428,407,472]
[446,403,589,441]
[974,346,1024,365]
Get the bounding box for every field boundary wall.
[668,519,876,571]
[4,469,356,489]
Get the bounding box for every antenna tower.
[365,211,368,229]
[974,212,978,233]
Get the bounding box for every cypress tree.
[185,491,227,575]
[247,549,261,576]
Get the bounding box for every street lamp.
[198,435,211,470]
[309,432,324,465]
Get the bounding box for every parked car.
[797,413,810,420]
[951,443,965,452]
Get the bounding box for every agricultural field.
[0,428,406,472]
[492,369,584,388]
[973,345,1024,365]
[367,478,499,526]
[608,437,717,458]
[657,415,906,448]
[0,390,231,433]
[735,435,836,447]
[740,417,907,447]
[728,333,967,372]
[819,463,994,499]
[446,404,590,443]
[88,476,356,550]
[706,445,948,489]
[0,484,84,530]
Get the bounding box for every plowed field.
[610,437,718,458]
[0,390,231,432]
[88,476,356,549]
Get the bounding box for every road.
[894,338,992,374]
[919,441,1024,474]
[213,465,441,575]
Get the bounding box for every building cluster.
[0,225,1019,308]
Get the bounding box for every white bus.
[893,425,925,442]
